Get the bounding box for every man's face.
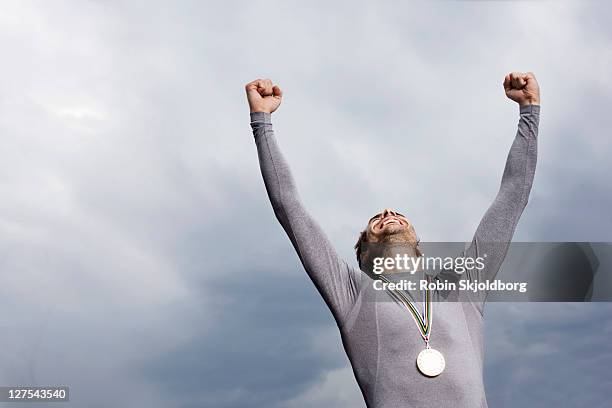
[366,208,417,244]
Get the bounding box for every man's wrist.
[519,99,540,107]
[250,108,271,114]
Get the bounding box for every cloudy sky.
[0,1,611,407]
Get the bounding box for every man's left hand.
[504,72,540,106]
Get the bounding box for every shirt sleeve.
[251,112,360,325]
[462,104,540,313]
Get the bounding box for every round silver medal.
[416,348,445,377]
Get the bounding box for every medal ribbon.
[379,274,432,344]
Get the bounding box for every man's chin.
[379,226,409,240]
[381,225,404,235]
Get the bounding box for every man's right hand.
[245,78,283,114]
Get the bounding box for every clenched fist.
[504,72,540,106]
[245,78,283,114]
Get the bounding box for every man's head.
[354,208,421,268]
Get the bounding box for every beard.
[378,225,417,245]
[360,225,420,273]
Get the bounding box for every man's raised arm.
[463,72,540,311]
[246,79,358,324]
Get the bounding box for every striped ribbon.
[378,274,432,344]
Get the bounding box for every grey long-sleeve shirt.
[251,105,539,408]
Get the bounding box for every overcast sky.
[1,1,611,407]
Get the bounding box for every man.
[246,73,540,407]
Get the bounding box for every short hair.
[354,230,369,268]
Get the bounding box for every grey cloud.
[0,1,611,407]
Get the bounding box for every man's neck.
[373,243,421,275]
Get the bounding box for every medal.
[416,347,446,377]
[379,274,445,377]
